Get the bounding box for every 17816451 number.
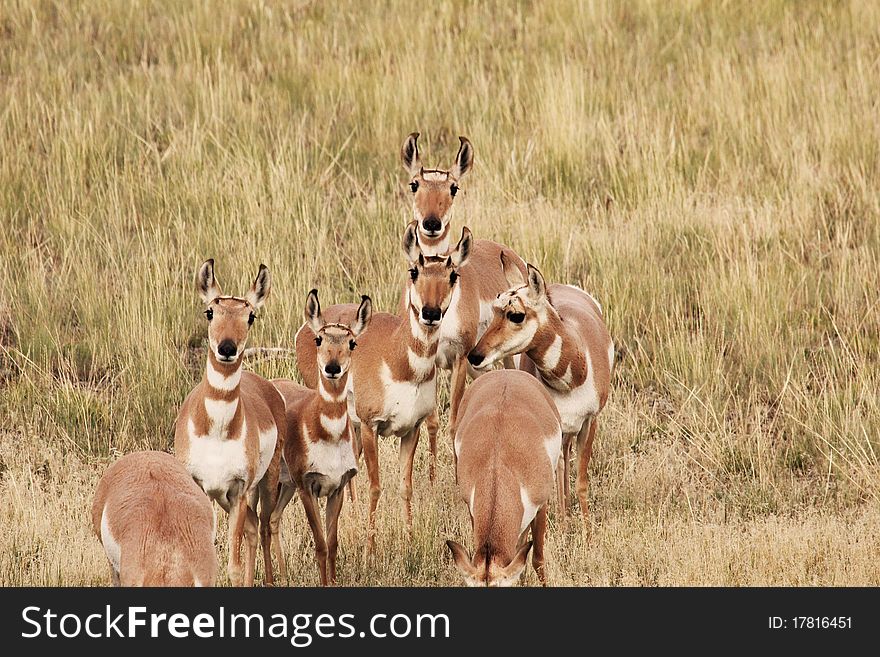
[769,616,852,629]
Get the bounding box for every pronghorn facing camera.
[447,370,561,586]
[400,133,528,433]
[353,224,471,547]
[467,261,613,525]
[174,259,287,586]
[91,451,217,587]
[271,290,371,585]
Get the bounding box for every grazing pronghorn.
[467,260,613,525]
[271,290,371,585]
[91,451,218,587]
[174,259,286,586]
[353,223,471,546]
[446,370,561,586]
[400,133,527,433]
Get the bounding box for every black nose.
[324,362,341,376]
[423,217,442,232]
[218,339,237,358]
[467,351,484,367]
[421,306,442,322]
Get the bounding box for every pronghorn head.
[195,259,271,365]
[446,539,532,587]
[401,221,471,330]
[305,289,371,381]
[467,258,547,370]
[401,133,473,245]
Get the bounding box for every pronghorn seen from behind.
[467,260,613,525]
[446,369,561,586]
[271,290,371,585]
[91,450,218,587]
[353,223,471,548]
[174,259,287,586]
[400,132,528,436]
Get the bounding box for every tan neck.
[526,310,586,392]
[197,351,244,436]
[394,296,439,382]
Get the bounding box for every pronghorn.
[400,133,528,433]
[446,370,561,586]
[352,224,471,546]
[174,259,286,586]
[91,451,218,587]
[467,260,613,524]
[271,290,371,585]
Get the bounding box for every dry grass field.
[2,0,880,586]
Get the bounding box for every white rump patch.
[100,506,122,577]
[519,485,539,534]
[544,430,562,472]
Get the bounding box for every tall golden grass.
[2,0,879,585]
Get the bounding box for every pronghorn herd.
[92,133,614,587]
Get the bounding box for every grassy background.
[2,0,880,585]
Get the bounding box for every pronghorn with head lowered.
[92,451,218,587]
[174,260,287,586]
[467,260,613,525]
[352,224,471,546]
[271,290,371,585]
[446,370,561,586]
[400,132,527,433]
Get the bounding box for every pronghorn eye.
[450,270,459,285]
[315,336,323,346]
[450,184,458,197]
[507,312,526,324]
[205,308,213,321]
[410,181,419,193]
[349,340,357,350]
[248,312,256,325]
[409,268,418,281]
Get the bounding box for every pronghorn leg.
[502,355,516,370]
[531,504,548,586]
[258,473,281,586]
[425,409,440,484]
[243,503,259,587]
[398,424,420,529]
[361,423,381,553]
[269,483,296,583]
[227,494,248,586]
[300,489,328,585]
[348,424,362,503]
[110,567,120,587]
[576,418,597,526]
[325,488,345,585]
[448,358,468,431]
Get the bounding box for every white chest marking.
[204,398,238,431]
[541,334,563,371]
[519,485,539,534]
[377,361,436,437]
[408,348,435,378]
[546,349,599,435]
[100,506,122,576]
[320,413,348,438]
[303,426,358,497]
[206,363,241,391]
[186,418,250,498]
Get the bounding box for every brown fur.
[91,451,217,587]
[447,370,561,586]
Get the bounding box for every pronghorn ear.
[401,132,422,177]
[501,252,526,289]
[450,136,474,181]
[304,289,324,333]
[351,295,372,337]
[448,226,472,268]
[446,540,475,578]
[402,220,421,263]
[526,264,547,300]
[498,541,532,583]
[196,259,222,303]
[247,264,271,309]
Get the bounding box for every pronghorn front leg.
[227,492,248,586]
[243,503,259,587]
[398,424,421,529]
[448,358,468,430]
[258,470,282,585]
[425,409,440,483]
[348,425,362,503]
[361,422,381,553]
[268,483,296,584]
[300,488,328,585]
[576,417,597,527]
[531,504,548,586]
[325,487,345,585]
